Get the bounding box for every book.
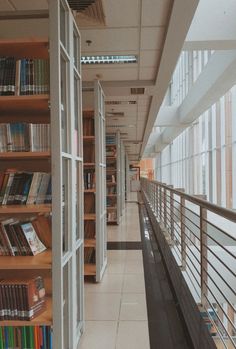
[19,222,46,256]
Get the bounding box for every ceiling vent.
[69,0,105,26]
[130,87,145,95]
[105,101,137,105]
[107,125,127,128]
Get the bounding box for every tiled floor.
[79,191,150,349]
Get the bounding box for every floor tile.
[124,259,144,274]
[116,321,149,349]
[106,261,125,274]
[85,273,124,293]
[125,250,143,261]
[78,321,117,349]
[123,274,145,293]
[120,293,147,321]
[85,293,121,320]
[107,250,127,261]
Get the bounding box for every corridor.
[79,192,150,349]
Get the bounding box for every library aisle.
[79,192,150,349]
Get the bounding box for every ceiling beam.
[140,0,199,157]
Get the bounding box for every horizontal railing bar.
[204,295,236,348]
[202,217,236,242]
[202,265,236,304]
[202,233,236,261]
[204,295,236,335]
[203,244,236,278]
[151,180,236,223]
[202,254,236,296]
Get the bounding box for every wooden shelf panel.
[0,95,50,113]
[84,162,95,167]
[107,220,118,224]
[107,182,117,186]
[107,194,117,197]
[84,213,96,221]
[84,189,96,193]
[0,204,51,214]
[0,297,52,326]
[107,206,117,210]
[0,152,50,159]
[84,239,96,248]
[0,38,49,59]
[84,263,96,275]
[0,250,52,270]
[83,136,95,141]
[106,169,116,172]
[106,156,117,160]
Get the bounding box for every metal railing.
[141,178,236,349]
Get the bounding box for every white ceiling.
[78,0,172,162]
[0,0,198,163]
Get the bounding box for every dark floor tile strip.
[107,241,142,250]
[138,196,192,349]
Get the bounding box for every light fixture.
[81,55,137,65]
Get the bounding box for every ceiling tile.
[10,0,48,10]
[139,50,161,67]
[142,0,171,26]
[80,28,139,53]
[140,27,165,50]
[139,67,157,80]
[82,67,138,81]
[103,0,139,27]
[0,0,14,10]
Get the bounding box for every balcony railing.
[141,178,236,349]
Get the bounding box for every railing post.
[200,205,208,306]
[167,185,174,240]
[175,188,186,270]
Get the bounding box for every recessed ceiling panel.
[140,50,161,67]
[139,67,156,80]
[10,0,48,10]
[103,0,139,27]
[141,0,171,26]
[80,28,139,53]
[82,67,138,81]
[140,27,165,50]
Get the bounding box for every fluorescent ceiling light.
[81,55,137,64]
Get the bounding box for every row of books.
[0,170,51,205]
[0,276,45,321]
[84,247,95,264]
[107,211,117,222]
[0,326,52,349]
[106,135,116,145]
[106,174,116,183]
[0,123,50,152]
[106,149,116,157]
[84,221,95,239]
[0,215,50,256]
[107,187,116,195]
[0,57,49,96]
[84,170,95,190]
[107,197,116,207]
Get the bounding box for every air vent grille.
[105,101,137,105]
[68,0,96,11]
[130,87,145,95]
[106,112,124,117]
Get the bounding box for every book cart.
[0,1,84,348]
[82,81,107,282]
[106,131,121,224]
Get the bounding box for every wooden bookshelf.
[0,3,84,347]
[106,132,121,224]
[0,204,52,214]
[0,95,50,113]
[83,81,107,282]
[0,152,51,159]
[1,297,52,326]
[84,263,96,276]
[0,250,52,270]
